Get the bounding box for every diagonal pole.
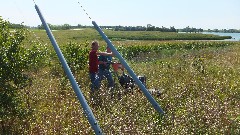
[92,21,165,114]
[34,4,103,135]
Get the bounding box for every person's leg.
[89,73,101,106]
[93,73,100,90]
[98,69,105,88]
[103,70,114,99]
[105,70,114,88]
[89,73,100,92]
[89,73,95,92]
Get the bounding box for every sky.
[0,0,239,29]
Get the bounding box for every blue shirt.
[98,55,112,70]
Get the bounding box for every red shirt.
[89,50,98,73]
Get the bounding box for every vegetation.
[1,18,240,134]
[18,23,240,33]
[206,28,240,33]
[29,28,232,47]
[104,30,231,41]
[0,17,49,134]
[117,41,235,60]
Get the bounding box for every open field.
[29,28,232,47]
[1,23,240,134]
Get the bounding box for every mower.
[111,62,146,92]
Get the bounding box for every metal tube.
[34,5,103,135]
[92,21,164,114]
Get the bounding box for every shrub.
[0,17,48,134]
[63,41,89,74]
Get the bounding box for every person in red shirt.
[89,41,113,93]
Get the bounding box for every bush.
[0,17,48,134]
[63,41,89,74]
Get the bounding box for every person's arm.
[97,52,114,56]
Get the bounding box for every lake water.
[202,32,240,41]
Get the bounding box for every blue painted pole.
[34,5,103,135]
[92,21,164,114]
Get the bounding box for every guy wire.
[32,0,36,4]
[77,1,92,20]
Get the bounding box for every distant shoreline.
[201,32,240,41]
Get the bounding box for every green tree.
[63,41,89,74]
[0,17,48,134]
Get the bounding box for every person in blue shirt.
[98,46,114,90]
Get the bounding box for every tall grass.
[2,21,239,134]
[13,40,240,134]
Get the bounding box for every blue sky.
[0,0,239,29]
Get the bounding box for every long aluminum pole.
[92,21,164,114]
[34,5,103,135]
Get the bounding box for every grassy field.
[29,28,232,47]
[1,27,240,134]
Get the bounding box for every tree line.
[9,23,240,33]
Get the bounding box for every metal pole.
[92,21,164,114]
[34,5,103,134]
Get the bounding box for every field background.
[1,22,240,134]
